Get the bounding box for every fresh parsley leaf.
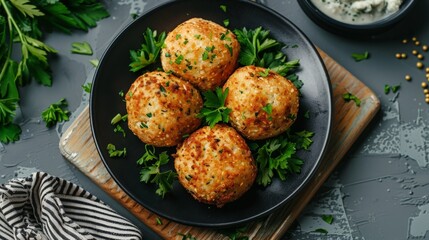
[114,124,126,137]
[343,92,361,107]
[156,217,162,225]
[137,145,177,198]
[82,82,92,93]
[129,28,166,72]
[41,98,70,128]
[107,143,126,158]
[352,51,369,62]
[322,215,334,224]
[197,87,232,128]
[71,41,93,55]
[233,27,300,76]
[252,129,314,187]
[0,123,21,144]
[384,84,401,94]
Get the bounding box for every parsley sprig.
[137,145,177,198]
[41,98,70,128]
[129,28,166,72]
[233,27,300,77]
[197,87,232,128]
[251,130,314,187]
[0,0,109,143]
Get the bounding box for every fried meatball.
[126,71,202,147]
[223,66,299,140]
[174,124,257,207]
[161,18,240,91]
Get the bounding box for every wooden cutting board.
[59,49,380,239]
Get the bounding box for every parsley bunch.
[41,98,70,127]
[0,0,109,143]
[137,145,177,198]
[251,130,314,187]
[233,27,300,77]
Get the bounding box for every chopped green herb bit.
[384,84,391,94]
[111,113,127,125]
[114,125,126,137]
[107,143,126,158]
[220,5,227,12]
[82,83,92,93]
[352,51,370,62]
[223,19,230,27]
[41,98,70,128]
[343,92,361,107]
[175,55,184,64]
[178,233,197,240]
[259,69,270,77]
[156,217,163,225]
[314,228,328,234]
[71,41,93,55]
[89,59,99,67]
[322,214,334,224]
[262,103,273,115]
[392,84,401,93]
[303,110,310,119]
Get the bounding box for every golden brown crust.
[223,66,300,140]
[161,18,240,91]
[174,124,257,207]
[126,71,202,147]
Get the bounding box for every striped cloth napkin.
[0,172,142,240]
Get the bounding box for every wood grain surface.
[59,49,380,239]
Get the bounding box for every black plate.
[90,0,332,228]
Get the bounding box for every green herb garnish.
[352,51,369,61]
[322,214,334,224]
[343,92,361,107]
[233,27,300,76]
[107,143,126,158]
[41,98,70,128]
[137,145,177,198]
[71,41,93,55]
[252,130,314,187]
[129,28,166,72]
[82,83,92,93]
[197,87,232,128]
[314,228,328,234]
[0,0,109,143]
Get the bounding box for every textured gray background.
[1,0,428,239]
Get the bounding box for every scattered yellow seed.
[412,37,417,41]
[405,75,412,81]
[422,82,428,88]
[401,53,407,59]
[423,45,428,52]
[402,39,408,44]
[426,67,429,73]
[426,98,429,103]
[417,62,424,69]
[415,41,421,46]
[426,73,429,79]
[412,50,418,55]
[395,53,402,59]
[417,54,424,60]
[426,93,429,98]
[424,89,429,94]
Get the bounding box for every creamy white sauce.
[311,0,403,24]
